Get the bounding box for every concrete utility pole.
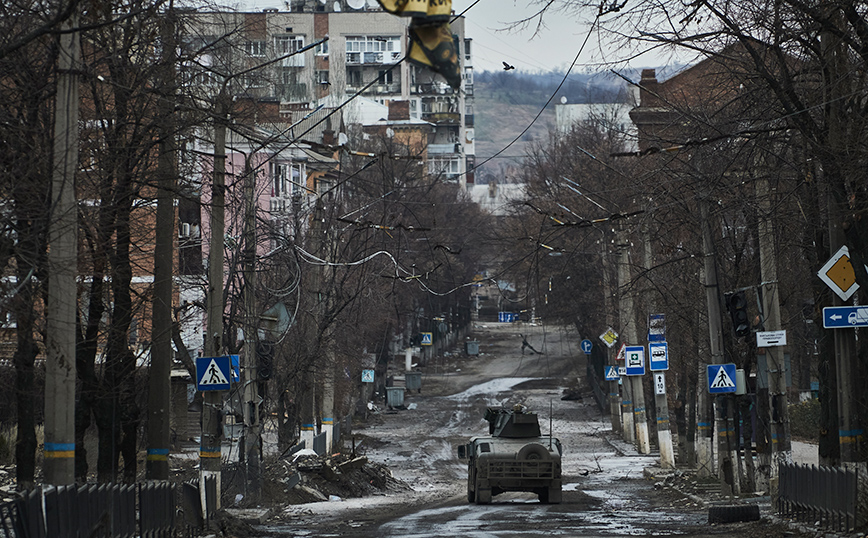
[317,184,337,453]
[643,223,674,468]
[147,11,177,480]
[699,197,739,494]
[821,14,862,464]
[201,97,229,509]
[44,12,79,485]
[241,156,262,502]
[300,198,325,449]
[616,225,649,453]
[601,236,621,433]
[756,172,792,493]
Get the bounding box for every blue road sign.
[604,366,620,381]
[196,356,231,392]
[823,306,868,328]
[624,346,645,376]
[230,355,240,383]
[648,313,666,342]
[649,342,669,371]
[421,332,433,345]
[581,339,593,354]
[707,363,737,394]
[498,312,520,322]
[361,369,375,383]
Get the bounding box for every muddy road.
[256,322,813,538]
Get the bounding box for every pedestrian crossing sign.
[707,364,737,394]
[196,356,232,392]
[421,332,433,345]
[604,366,620,381]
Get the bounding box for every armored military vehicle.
[457,405,562,504]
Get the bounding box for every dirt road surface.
[254,322,817,538]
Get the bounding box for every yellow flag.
[408,23,461,89]
[376,0,452,22]
[376,0,460,88]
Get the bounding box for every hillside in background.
[471,67,677,183]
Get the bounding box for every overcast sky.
[453,0,687,74]
[454,0,593,73]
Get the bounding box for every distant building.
[554,102,638,153]
[468,182,526,217]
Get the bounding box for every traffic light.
[726,291,750,337]
[257,341,274,380]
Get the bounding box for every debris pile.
[262,450,411,506]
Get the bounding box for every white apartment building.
[183,0,475,188]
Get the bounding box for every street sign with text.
[756,330,787,347]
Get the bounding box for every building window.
[345,36,401,64]
[291,163,303,195]
[378,70,393,85]
[276,35,305,67]
[347,69,363,88]
[316,70,330,85]
[428,156,461,176]
[245,40,266,57]
[315,40,329,56]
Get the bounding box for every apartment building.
[184,0,475,187]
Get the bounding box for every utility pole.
[147,10,177,480]
[822,12,862,464]
[601,235,621,433]
[300,197,324,449]
[699,196,739,494]
[616,224,649,453]
[317,183,336,453]
[756,171,792,496]
[201,96,229,509]
[44,12,79,485]
[241,156,262,502]
[643,223,674,468]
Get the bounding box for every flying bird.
[502,61,515,71]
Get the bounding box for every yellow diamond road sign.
[599,328,619,348]
[818,245,864,301]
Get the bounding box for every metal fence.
[0,477,217,538]
[313,432,327,456]
[777,461,858,532]
[586,365,607,414]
